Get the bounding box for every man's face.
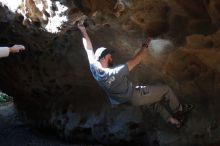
[105,54,113,67]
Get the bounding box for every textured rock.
[49,105,147,144]
[0,0,220,145]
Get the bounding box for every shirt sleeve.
[89,62,99,79]
[89,63,95,74]
[111,63,129,77]
[0,47,10,58]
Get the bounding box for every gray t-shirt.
[90,63,134,105]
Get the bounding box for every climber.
[77,22,193,128]
[0,44,25,102]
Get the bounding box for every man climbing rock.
[77,22,193,128]
[0,44,25,102]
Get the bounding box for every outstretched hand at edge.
[10,44,25,53]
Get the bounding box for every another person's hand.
[142,37,151,49]
[9,44,25,53]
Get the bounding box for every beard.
[108,60,114,67]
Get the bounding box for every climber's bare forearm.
[127,38,151,71]
[127,47,146,71]
[78,23,95,63]
[79,28,93,51]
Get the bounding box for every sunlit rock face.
[0,0,220,145]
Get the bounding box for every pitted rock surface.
[0,0,220,145]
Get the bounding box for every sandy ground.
[0,102,102,146]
